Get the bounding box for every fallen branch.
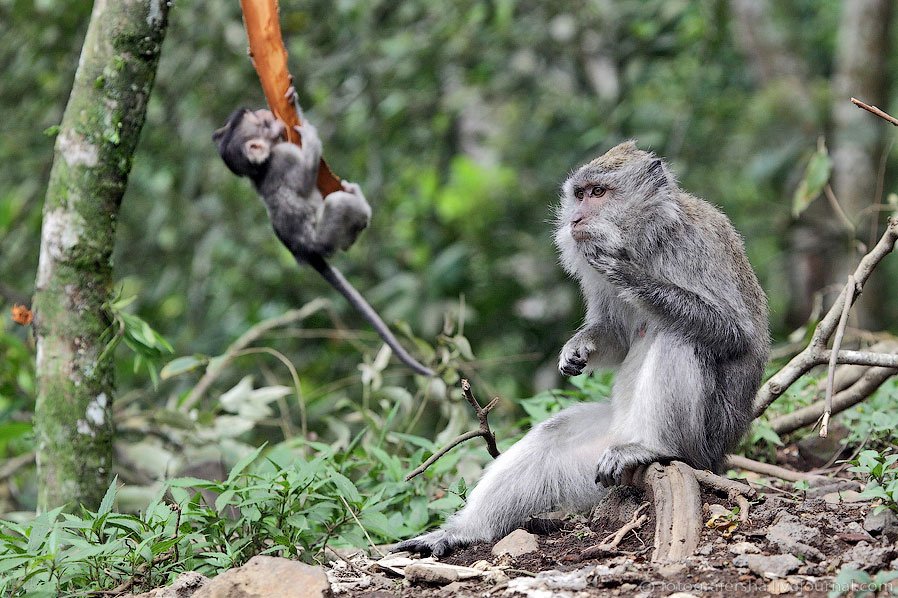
[851,97,898,128]
[727,454,829,484]
[821,275,856,437]
[404,379,500,481]
[579,502,649,560]
[754,217,898,417]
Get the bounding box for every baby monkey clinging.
[213,101,433,377]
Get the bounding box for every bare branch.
[821,275,856,437]
[404,379,501,481]
[578,502,649,560]
[692,468,755,524]
[768,362,898,435]
[851,97,898,128]
[727,454,830,484]
[754,217,898,417]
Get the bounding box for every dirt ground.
[328,480,897,598]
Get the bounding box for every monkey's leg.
[313,185,371,254]
[596,330,707,486]
[397,402,613,557]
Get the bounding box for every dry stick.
[727,454,829,484]
[851,97,898,128]
[768,363,898,434]
[821,274,856,438]
[404,379,500,481]
[180,298,329,411]
[579,502,649,560]
[753,217,898,418]
[339,495,386,558]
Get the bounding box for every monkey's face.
[213,108,287,178]
[555,140,675,263]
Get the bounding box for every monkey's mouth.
[571,229,591,242]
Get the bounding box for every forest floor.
[327,477,897,598]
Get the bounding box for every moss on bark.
[33,0,170,511]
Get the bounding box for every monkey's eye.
[574,188,585,200]
[590,186,606,197]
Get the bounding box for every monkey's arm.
[268,123,322,197]
[589,255,751,358]
[559,322,628,376]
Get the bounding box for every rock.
[767,578,793,595]
[404,563,481,585]
[696,543,713,556]
[840,541,895,571]
[864,508,898,538]
[729,542,761,555]
[125,571,209,598]
[657,563,686,579]
[192,555,331,598]
[492,529,539,557]
[765,513,825,561]
[667,594,701,598]
[505,568,592,594]
[797,423,848,467]
[823,490,867,504]
[733,554,802,578]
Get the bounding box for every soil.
[329,480,898,598]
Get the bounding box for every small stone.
[767,578,793,595]
[492,528,539,557]
[863,508,898,537]
[125,571,209,598]
[733,554,802,578]
[823,490,867,504]
[840,541,894,571]
[766,513,825,561]
[192,556,330,598]
[657,563,686,579]
[667,593,701,598]
[697,543,713,556]
[729,542,761,555]
[404,563,481,585]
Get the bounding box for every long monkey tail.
[307,254,435,377]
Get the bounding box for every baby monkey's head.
[213,108,286,180]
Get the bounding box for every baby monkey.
[213,93,433,376]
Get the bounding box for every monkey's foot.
[595,444,658,487]
[394,530,469,558]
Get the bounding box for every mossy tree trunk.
[33,0,170,511]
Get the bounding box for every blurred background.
[1,0,897,509]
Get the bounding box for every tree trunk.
[32,0,170,511]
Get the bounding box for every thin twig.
[754,218,898,417]
[824,184,855,234]
[821,275,856,438]
[851,97,898,127]
[0,451,35,481]
[339,495,386,558]
[404,380,501,481]
[179,299,329,411]
[692,469,756,524]
[229,347,306,439]
[579,503,649,560]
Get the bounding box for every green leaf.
[161,355,206,379]
[792,142,832,218]
[97,476,118,516]
[330,472,363,505]
[227,443,267,483]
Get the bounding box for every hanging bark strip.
[239,0,344,196]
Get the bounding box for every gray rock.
[404,563,481,585]
[192,555,331,598]
[729,541,761,555]
[863,508,898,538]
[766,513,825,561]
[733,554,802,578]
[492,528,539,557]
[657,563,687,579]
[840,541,895,571]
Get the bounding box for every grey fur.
[212,108,433,377]
[396,140,769,557]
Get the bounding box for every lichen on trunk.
[33,0,170,511]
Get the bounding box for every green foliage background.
[2,0,898,511]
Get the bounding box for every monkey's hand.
[595,443,660,487]
[394,530,468,558]
[558,332,595,376]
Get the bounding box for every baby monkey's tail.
[307,255,434,377]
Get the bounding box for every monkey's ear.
[645,159,667,189]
